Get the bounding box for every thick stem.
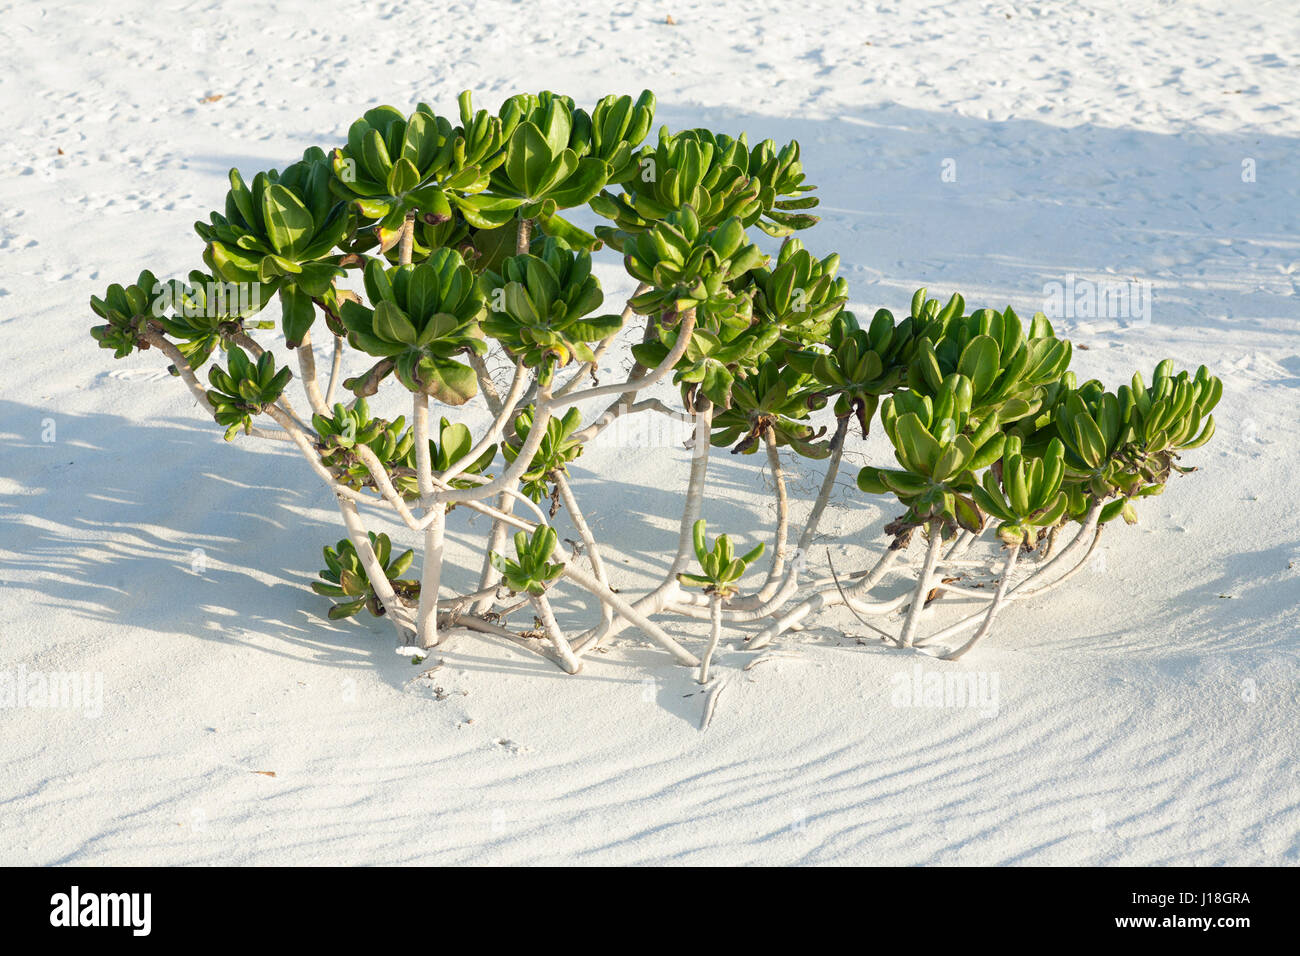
[913,517,1103,649]
[399,210,416,266]
[412,391,442,648]
[674,421,845,629]
[295,329,330,417]
[534,594,580,674]
[897,519,944,648]
[417,505,446,649]
[1039,524,1061,562]
[515,216,533,255]
[417,310,697,516]
[325,334,344,406]
[440,584,506,620]
[944,529,974,562]
[561,561,699,666]
[466,351,504,415]
[574,395,713,650]
[147,326,287,440]
[412,393,435,502]
[420,382,553,512]
[671,399,714,579]
[142,328,213,413]
[542,308,697,412]
[797,416,848,555]
[1016,503,1102,597]
[572,397,692,445]
[939,545,1020,661]
[721,417,847,615]
[755,429,789,601]
[700,593,723,684]
[1015,524,1103,598]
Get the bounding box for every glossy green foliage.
[313,532,417,619]
[677,519,765,597]
[88,89,1221,629]
[329,103,486,249]
[340,250,487,403]
[592,128,818,246]
[479,238,620,372]
[751,238,847,343]
[624,207,766,318]
[855,288,1220,539]
[196,147,353,346]
[89,270,169,358]
[205,345,293,440]
[787,309,910,437]
[503,406,583,504]
[489,526,565,596]
[710,357,828,457]
[971,436,1069,545]
[625,207,772,408]
[153,271,278,370]
[313,399,414,493]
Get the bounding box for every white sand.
[0,0,1296,864]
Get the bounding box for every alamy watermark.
[0,666,103,719]
[1043,273,1151,328]
[588,401,700,450]
[890,664,999,717]
[49,887,150,936]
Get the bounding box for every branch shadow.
[0,399,403,677]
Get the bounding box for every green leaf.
[339,568,368,597]
[856,467,889,495]
[506,122,552,197]
[439,421,473,464]
[957,334,1000,399]
[374,300,418,346]
[1072,413,1106,469]
[262,184,315,258]
[546,157,609,208]
[953,494,984,533]
[279,285,316,348]
[894,413,941,476]
[389,549,415,577]
[387,156,420,196]
[422,357,478,405]
[328,599,367,620]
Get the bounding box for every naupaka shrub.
[91,89,1219,676]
